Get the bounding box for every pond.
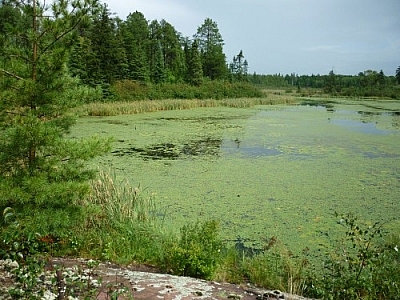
[70,99,400,255]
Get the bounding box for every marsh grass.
[87,169,157,226]
[77,170,165,262]
[74,96,298,117]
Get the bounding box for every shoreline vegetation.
[1,1,399,297]
[74,80,400,118]
[75,95,298,117]
[2,93,399,299]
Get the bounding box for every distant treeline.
[0,1,255,100]
[65,5,252,97]
[1,1,398,100]
[249,70,400,99]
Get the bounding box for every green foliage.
[229,50,249,82]
[215,236,309,295]
[186,40,203,86]
[304,213,400,299]
[159,220,222,279]
[0,0,111,237]
[195,18,227,80]
[242,241,308,295]
[324,70,338,94]
[110,80,263,101]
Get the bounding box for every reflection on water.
[110,104,398,161]
[331,119,390,135]
[300,100,335,111]
[221,139,282,158]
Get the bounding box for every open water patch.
[331,119,390,135]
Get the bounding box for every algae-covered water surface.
[70,100,400,254]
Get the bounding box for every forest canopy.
[1,0,399,101]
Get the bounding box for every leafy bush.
[110,80,263,101]
[304,213,400,299]
[218,236,309,295]
[159,220,222,279]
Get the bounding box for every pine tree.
[70,4,127,93]
[395,66,400,84]
[120,11,150,82]
[0,0,111,235]
[152,40,166,83]
[159,19,186,82]
[194,18,227,80]
[187,40,203,86]
[230,50,249,81]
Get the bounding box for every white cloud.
[105,0,202,36]
[102,0,400,75]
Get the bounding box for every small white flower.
[8,260,19,269]
[395,245,398,252]
[41,290,57,300]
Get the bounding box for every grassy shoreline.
[2,96,399,299]
[74,94,298,117]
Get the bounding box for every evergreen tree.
[70,4,127,91]
[186,40,203,86]
[194,18,227,80]
[148,20,165,83]
[230,50,248,81]
[152,40,166,83]
[159,19,186,82]
[324,70,337,93]
[0,0,111,235]
[90,5,127,84]
[120,11,150,82]
[396,66,400,84]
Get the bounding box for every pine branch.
[39,14,86,59]
[0,69,24,80]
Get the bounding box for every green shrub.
[110,80,263,101]
[238,236,308,295]
[159,220,222,279]
[304,213,400,300]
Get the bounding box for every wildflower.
[41,290,57,300]
[395,245,398,252]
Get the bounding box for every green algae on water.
[69,102,400,257]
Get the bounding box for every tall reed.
[86,169,157,228]
[75,97,298,117]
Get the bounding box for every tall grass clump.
[88,169,157,225]
[80,169,164,263]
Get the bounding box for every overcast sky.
[103,0,400,76]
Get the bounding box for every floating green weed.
[69,101,400,262]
